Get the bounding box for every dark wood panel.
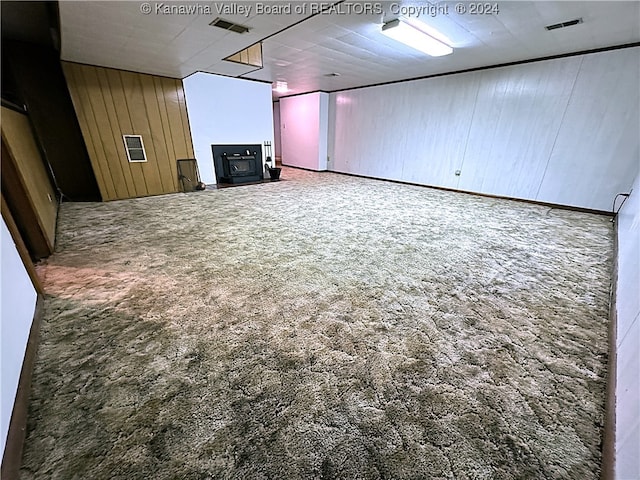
[1,141,52,260]
[0,192,44,292]
[2,41,101,202]
[1,106,58,254]
[64,63,117,200]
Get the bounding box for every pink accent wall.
[280,92,328,171]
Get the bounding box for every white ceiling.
[59,1,640,99]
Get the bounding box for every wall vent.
[209,17,250,34]
[545,18,583,31]
[123,135,147,163]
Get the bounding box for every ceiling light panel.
[381,19,453,56]
[273,81,289,93]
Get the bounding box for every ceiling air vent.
[545,18,583,31]
[209,17,250,34]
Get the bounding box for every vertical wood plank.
[63,63,110,200]
[106,70,148,197]
[115,70,148,196]
[248,43,263,67]
[81,65,130,199]
[163,79,188,162]
[69,64,117,200]
[1,108,58,252]
[140,74,174,193]
[96,67,138,198]
[121,71,164,196]
[175,79,195,158]
[154,77,180,191]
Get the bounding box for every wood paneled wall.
[328,47,639,211]
[1,107,58,257]
[62,62,194,201]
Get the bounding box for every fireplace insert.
[212,144,263,184]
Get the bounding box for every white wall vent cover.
[123,135,147,163]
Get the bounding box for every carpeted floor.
[21,167,613,479]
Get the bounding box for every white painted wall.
[273,101,281,159]
[537,51,640,209]
[1,218,37,456]
[615,173,640,480]
[183,73,275,184]
[328,47,639,211]
[318,94,329,171]
[280,92,329,171]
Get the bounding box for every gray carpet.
[21,167,613,479]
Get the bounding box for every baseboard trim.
[1,294,45,480]
[281,164,329,173]
[601,218,619,480]
[328,169,613,216]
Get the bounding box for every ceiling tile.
[58,1,640,100]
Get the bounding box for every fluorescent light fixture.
[273,81,289,93]
[381,19,453,57]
